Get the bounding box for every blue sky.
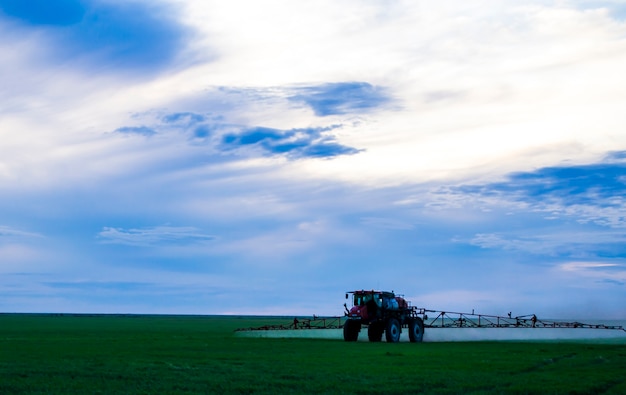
[1,0,626,319]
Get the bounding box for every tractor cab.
[352,291,381,308]
[345,290,397,322]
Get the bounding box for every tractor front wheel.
[343,320,360,341]
[385,318,401,343]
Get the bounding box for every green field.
[1,314,625,394]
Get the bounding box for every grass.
[1,314,625,394]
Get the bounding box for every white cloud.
[557,261,626,285]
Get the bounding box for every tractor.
[343,290,424,342]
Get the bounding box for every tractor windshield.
[353,293,378,307]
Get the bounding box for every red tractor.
[343,290,424,343]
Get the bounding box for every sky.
[1,0,626,319]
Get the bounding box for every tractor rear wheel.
[385,318,401,343]
[408,317,425,343]
[367,322,384,342]
[343,320,360,341]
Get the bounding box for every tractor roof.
[348,290,395,297]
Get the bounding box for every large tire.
[385,318,401,343]
[343,320,360,342]
[408,317,425,343]
[367,322,384,342]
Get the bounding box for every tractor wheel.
[408,317,425,343]
[367,322,384,342]
[343,320,360,342]
[385,318,401,343]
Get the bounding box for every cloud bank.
[1,0,625,318]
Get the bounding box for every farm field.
[1,314,626,394]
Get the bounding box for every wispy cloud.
[468,231,626,257]
[558,261,626,286]
[457,162,626,205]
[575,0,626,21]
[447,158,626,229]
[113,126,157,137]
[560,262,620,271]
[162,112,207,125]
[360,217,415,231]
[98,226,215,247]
[112,109,361,159]
[0,225,42,239]
[43,281,155,292]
